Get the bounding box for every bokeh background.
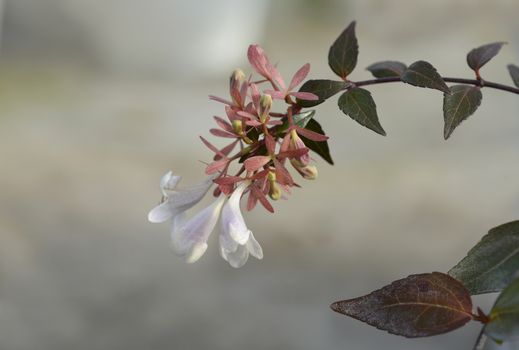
[1,1,518,349]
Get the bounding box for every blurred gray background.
[0,1,518,349]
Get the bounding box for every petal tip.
[184,242,208,264]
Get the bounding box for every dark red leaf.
[296,79,347,108]
[401,61,450,94]
[331,272,474,338]
[467,42,506,72]
[299,119,334,165]
[366,61,407,78]
[328,21,358,79]
[508,64,519,88]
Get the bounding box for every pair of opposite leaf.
[298,22,519,139]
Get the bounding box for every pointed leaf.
[467,42,506,72]
[294,110,316,128]
[443,85,483,139]
[297,79,348,107]
[401,61,450,93]
[331,272,473,338]
[484,277,519,343]
[449,220,519,295]
[328,21,358,79]
[507,64,519,88]
[366,61,407,78]
[299,119,334,165]
[338,87,386,136]
[275,110,316,135]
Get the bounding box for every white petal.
[170,214,189,255]
[224,244,249,268]
[148,201,173,223]
[246,232,263,259]
[184,242,208,263]
[220,183,250,245]
[151,176,214,224]
[170,196,226,260]
[160,171,182,195]
[219,229,239,254]
[168,177,214,213]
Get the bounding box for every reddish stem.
[353,76,519,94]
[472,307,491,324]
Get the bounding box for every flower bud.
[290,160,318,180]
[231,119,243,135]
[230,69,245,90]
[259,94,272,123]
[289,130,310,166]
[267,171,276,182]
[268,181,282,200]
[230,69,246,105]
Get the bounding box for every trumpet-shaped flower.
[171,196,226,263]
[219,182,263,268]
[220,232,263,268]
[148,171,213,223]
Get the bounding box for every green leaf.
[443,85,483,139]
[401,61,450,93]
[328,21,359,79]
[330,272,473,338]
[300,118,334,165]
[507,64,519,88]
[297,80,348,107]
[484,277,519,343]
[467,42,506,72]
[338,87,386,136]
[366,61,407,78]
[449,220,519,295]
[293,110,316,128]
[275,110,316,135]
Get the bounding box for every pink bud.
[289,130,310,165]
[229,69,246,106]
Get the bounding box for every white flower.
[149,173,263,266]
[219,232,263,268]
[219,182,263,268]
[148,171,213,223]
[171,196,226,263]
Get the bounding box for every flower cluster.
[149,45,327,267]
